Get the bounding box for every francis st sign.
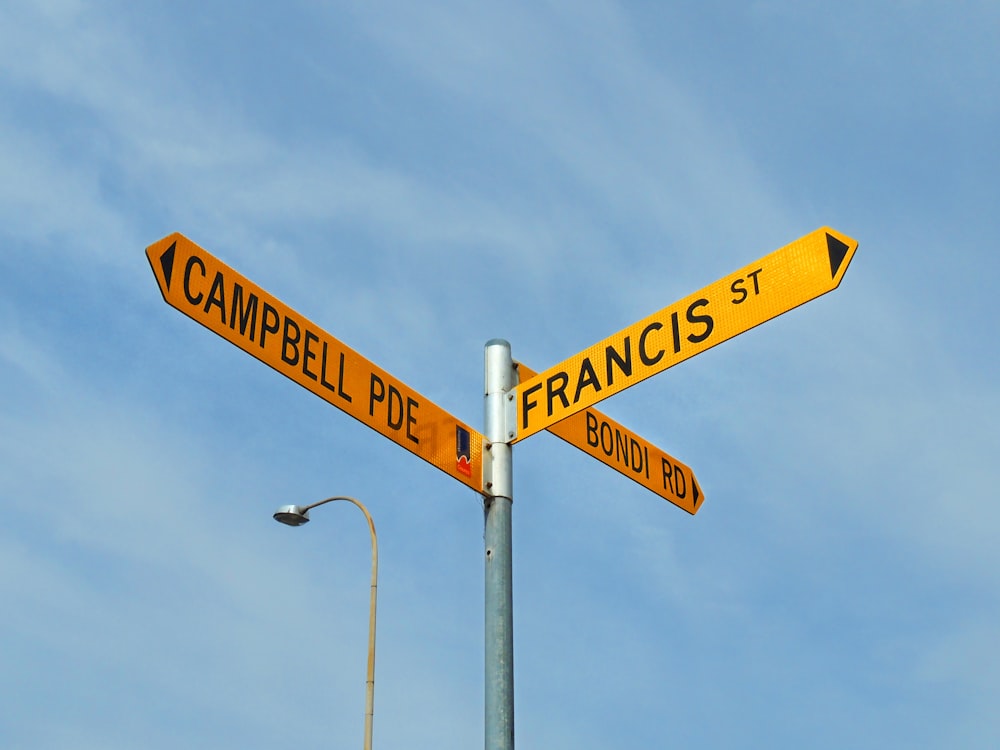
[513,227,858,441]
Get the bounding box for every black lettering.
[230,284,258,341]
[600,422,613,457]
[573,358,601,404]
[662,458,674,494]
[387,385,404,430]
[605,337,632,386]
[302,329,319,380]
[204,272,226,323]
[670,311,682,354]
[336,352,352,402]
[639,322,664,366]
[406,396,419,444]
[586,412,599,448]
[630,437,643,474]
[521,382,543,429]
[686,299,714,344]
[281,317,301,366]
[183,255,206,306]
[615,429,629,467]
[320,341,337,394]
[546,372,570,416]
[369,374,385,416]
[662,458,687,498]
[260,303,280,347]
[731,269,762,304]
[731,277,748,305]
[674,465,687,498]
[320,347,352,402]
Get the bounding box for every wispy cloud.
[3,0,999,747]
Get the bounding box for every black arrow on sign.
[159,242,177,291]
[827,233,850,279]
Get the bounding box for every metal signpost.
[147,226,859,750]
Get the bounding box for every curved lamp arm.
[274,497,378,750]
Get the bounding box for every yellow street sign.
[146,233,483,491]
[517,363,703,514]
[514,227,858,441]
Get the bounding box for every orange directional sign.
[514,227,858,441]
[517,363,703,513]
[146,233,483,491]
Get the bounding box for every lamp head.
[273,504,310,526]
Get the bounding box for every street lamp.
[274,497,378,750]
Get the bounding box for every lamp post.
[273,497,378,750]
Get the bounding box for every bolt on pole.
[483,339,515,750]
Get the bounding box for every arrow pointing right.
[517,362,704,514]
[513,226,859,441]
[827,233,850,279]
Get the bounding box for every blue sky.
[2,1,999,747]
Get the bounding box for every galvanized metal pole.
[483,339,515,750]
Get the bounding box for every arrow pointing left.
[147,232,485,492]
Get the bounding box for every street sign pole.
[483,339,515,750]
[147,227,858,750]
